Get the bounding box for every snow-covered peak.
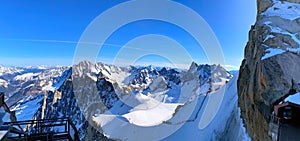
[186,63,232,88]
[73,60,98,74]
[189,61,198,71]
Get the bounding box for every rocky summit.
[238,0,300,140]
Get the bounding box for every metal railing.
[3,118,80,141]
[271,114,281,125]
[270,114,283,141]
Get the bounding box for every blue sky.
[0,0,256,70]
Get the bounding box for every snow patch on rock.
[263,0,300,20]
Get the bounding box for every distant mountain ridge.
[0,61,249,140]
[0,65,70,106]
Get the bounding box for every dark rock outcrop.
[238,0,300,140]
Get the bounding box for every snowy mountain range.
[0,61,250,140]
[0,65,70,106]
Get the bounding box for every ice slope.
[163,73,250,141]
[10,96,44,121]
[123,102,180,126]
[92,70,249,140]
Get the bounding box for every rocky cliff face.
[238,0,300,140]
[32,63,114,140]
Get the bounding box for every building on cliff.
[269,94,300,141]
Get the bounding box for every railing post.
[39,120,42,133]
[65,119,68,133]
[0,92,4,106]
[37,120,39,134]
[68,119,70,135]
